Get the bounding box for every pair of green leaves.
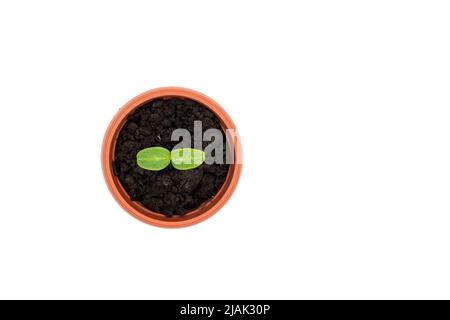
[137,147,205,171]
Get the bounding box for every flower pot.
[101,87,242,228]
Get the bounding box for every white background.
[0,1,449,299]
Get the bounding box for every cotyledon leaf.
[136,147,171,171]
[171,148,205,170]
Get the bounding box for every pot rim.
[101,87,242,228]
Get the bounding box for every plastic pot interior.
[101,87,242,228]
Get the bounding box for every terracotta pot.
[101,87,242,228]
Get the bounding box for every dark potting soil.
[114,97,230,217]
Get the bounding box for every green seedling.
[136,147,205,171]
[171,148,205,170]
[136,147,171,171]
